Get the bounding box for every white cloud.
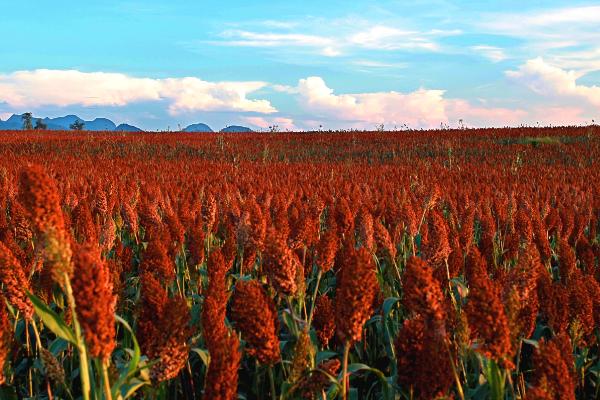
[0,69,276,115]
[321,46,342,57]
[209,23,459,58]
[446,99,526,127]
[479,6,600,72]
[295,76,523,129]
[492,5,600,27]
[349,26,439,51]
[506,58,600,107]
[159,78,275,114]
[352,60,408,68]
[217,29,337,50]
[242,116,297,131]
[271,84,299,94]
[470,46,507,62]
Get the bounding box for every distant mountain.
[85,118,117,131]
[0,114,255,133]
[183,123,213,132]
[220,125,253,133]
[115,123,143,132]
[0,113,141,132]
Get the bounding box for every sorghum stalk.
[341,341,350,400]
[62,272,91,400]
[268,365,276,400]
[307,269,322,327]
[102,361,113,400]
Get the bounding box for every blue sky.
[1,1,600,130]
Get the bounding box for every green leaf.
[49,338,69,355]
[120,379,147,399]
[522,338,539,349]
[342,364,392,400]
[483,359,505,400]
[27,292,77,344]
[112,315,144,399]
[382,297,400,318]
[115,315,141,379]
[316,351,337,363]
[191,347,210,367]
[0,386,18,400]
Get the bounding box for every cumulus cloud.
[295,76,523,128]
[446,99,526,127]
[242,116,297,131]
[506,58,600,107]
[297,76,446,127]
[0,69,277,115]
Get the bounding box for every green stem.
[102,361,113,400]
[443,338,465,400]
[341,341,350,400]
[268,365,277,400]
[63,272,91,400]
[307,269,323,328]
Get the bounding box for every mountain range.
[0,113,252,133]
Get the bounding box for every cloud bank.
[1,59,598,130]
[0,69,276,115]
[506,58,600,107]
[295,76,524,128]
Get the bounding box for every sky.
[1,0,600,131]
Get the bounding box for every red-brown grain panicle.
[186,221,205,267]
[202,249,229,349]
[421,209,451,267]
[558,238,576,283]
[71,243,116,362]
[151,296,192,383]
[137,272,192,382]
[356,207,374,251]
[0,241,34,319]
[335,247,379,344]
[18,164,65,234]
[72,201,97,243]
[528,333,575,400]
[140,237,175,282]
[465,250,514,368]
[204,332,241,400]
[201,193,218,233]
[537,273,570,335]
[502,247,541,343]
[334,198,354,236]
[312,295,336,347]
[315,225,339,272]
[567,269,594,344]
[395,316,454,399]
[403,256,446,327]
[8,200,33,243]
[137,272,168,357]
[18,164,73,283]
[229,280,280,364]
[295,358,341,399]
[373,219,396,260]
[576,236,595,273]
[262,229,298,296]
[400,199,418,237]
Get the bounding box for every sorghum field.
[0,127,599,400]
